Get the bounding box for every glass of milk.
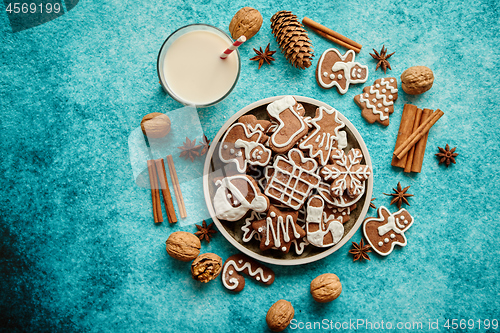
[157,24,241,107]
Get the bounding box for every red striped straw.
[220,36,246,59]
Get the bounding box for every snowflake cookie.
[321,148,372,198]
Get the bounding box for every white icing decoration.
[362,207,415,256]
[241,210,263,242]
[230,149,234,154]
[298,107,346,166]
[357,78,398,121]
[264,213,302,248]
[281,247,286,252]
[266,96,307,150]
[214,175,269,221]
[219,123,272,173]
[305,195,344,248]
[227,194,232,199]
[270,212,276,218]
[384,238,389,243]
[229,270,233,275]
[378,242,383,247]
[264,149,321,210]
[338,74,342,80]
[323,72,328,77]
[329,74,335,80]
[382,89,386,93]
[256,276,260,281]
[316,49,368,94]
[222,259,273,290]
[238,260,242,264]
[357,74,361,78]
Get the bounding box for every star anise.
[370,198,376,209]
[195,220,216,242]
[250,44,276,69]
[178,137,201,162]
[436,144,458,167]
[200,135,211,156]
[349,239,371,261]
[383,182,413,209]
[370,45,395,74]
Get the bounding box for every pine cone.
[270,10,314,69]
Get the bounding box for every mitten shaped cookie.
[305,195,344,248]
[354,77,398,126]
[213,175,269,221]
[317,48,368,94]
[363,206,414,256]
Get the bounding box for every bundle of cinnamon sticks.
[392,104,444,173]
[302,17,362,53]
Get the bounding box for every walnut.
[165,231,200,262]
[191,253,222,283]
[140,112,171,138]
[400,66,434,95]
[310,273,342,303]
[266,299,294,332]
[229,7,263,40]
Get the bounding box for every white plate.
[203,96,373,266]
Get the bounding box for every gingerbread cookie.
[241,210,264,242]
[267,96,308,153]
[354,77,398,126]
[323,203,356,224]
[321,148,371,198]
[238,114,272,133]
[213,175,269,221]
[252,205,306,253]
[305,195,344,248]
[219,123,272,173]
[265,148,321,210]
[317,181,363,208]
[221,254,275,292]
[298,106,347,166]
[363,206,414,256]
[317,48,368,94]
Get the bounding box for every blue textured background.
[1,0,499,332]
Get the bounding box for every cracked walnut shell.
[229,7,263,40]
[166,231,200,262]
[310,273,342,303]
[400,66,434,95]
[266,299,294,332]
[140,112,171,138]
[191,253,222,283]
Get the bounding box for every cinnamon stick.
[411,108,433,173]
[166,155,187,219]
[308,26,361,53]
[147,159,163,223]
[404,108,423,173]
[394,109,444,160]
[302,17,362,51]
[391,104,418,168]
[155,159,177,223]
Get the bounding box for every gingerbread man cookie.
[267,96,308,153]
[213,175,269,221]
[221,254,275,292]
[305,195,344,248]
[354,77,398,126]
[317,48,369,94]
[298,106,347,166]
[363,206,414,256]
[219,123,272,173]
[265,148,321,210]
[252,205,306,253]
[321,148,371,198]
